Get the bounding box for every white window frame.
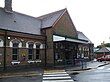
[10,39,21,61]
[27,41,34,60]
[0,39,3,47]
[10,39,22,48]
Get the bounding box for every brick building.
[0,0,93,69]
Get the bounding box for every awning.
[65,38,88,44]
[53,35,88,44]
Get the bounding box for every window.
[29,44,33,48]
[0,39,3,47]
[55,43,58,49]
[28,43,33,60]
[13,43,19,47]
[28,49,33,54]
[36,44,40,59]
[10,39,22,61]
[55,53,60,59]
[13,48,18,54]
[12,42,19,60]
[36,49,40,54]
[36,49,40,59]
[36,55,39,59]
[36,44,40,49]
[28,54,33,60]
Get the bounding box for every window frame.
[12,41,19,61]
[0,39,3,47]
[28,42,34,60]
[35,43,41,60]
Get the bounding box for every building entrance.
[54,41,77,66]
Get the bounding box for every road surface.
[71,64,110,82]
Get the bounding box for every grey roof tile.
[0,8,41,35]
[96,47,110,53]
[37,8,66,28]
[77,31,92,44]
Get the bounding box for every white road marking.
[43,71,74,82]
[43,79,74,82]
[43,73,69,77]
[43,76,71,80]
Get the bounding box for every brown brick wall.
[53,11,78,38]
[45,29,54,66]
[43,11,79,66]
[0,30,46,67]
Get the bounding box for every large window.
[28,43,34,60]
[12,42,19,60]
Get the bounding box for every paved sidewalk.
[0,68,43,79]
[87,61,110,69]
[66,61,110,75]
[66,61,110,71]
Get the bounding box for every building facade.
[0,0,94,70]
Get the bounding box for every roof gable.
[52,10,78,38]
[37,8,66,28]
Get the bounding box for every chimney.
[4,0,12,13]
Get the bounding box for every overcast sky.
[0,0,110,47]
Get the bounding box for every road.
[0,70,74,82]
[0,62,109,82]
[71,64,110,82]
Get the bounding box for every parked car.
[97,55,110,62]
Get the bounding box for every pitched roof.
[0,7,41,35]
[37,8,66,28]
[0,7,93,45]
[94,48,99,52]
[96,47,110,53]
[77,31,92,44]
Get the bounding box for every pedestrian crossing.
[43,71,74,82]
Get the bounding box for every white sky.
[0,0,110,47]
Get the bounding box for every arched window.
[10,39,22,48]
[27,41,34,60]
[12,40,20,60]
[10,39,22,60]
[0,39,3,47]
[35,42,41,59]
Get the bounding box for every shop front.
[53,35,88,66]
